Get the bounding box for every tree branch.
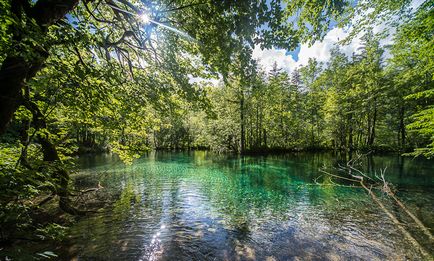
[161,2,206,13]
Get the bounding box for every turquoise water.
[62,151,433,260]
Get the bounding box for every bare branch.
[84,1,115,24]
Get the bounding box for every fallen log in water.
[319,164,433,259]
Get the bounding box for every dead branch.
[378,170,433,241]
[319,154,433,259]
[319,169,360,183]
[359,181,430,258]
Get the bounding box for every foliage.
[35,223,68,241]
[390,2,434,158]
[154,4,433,156]
[0,0,433,257]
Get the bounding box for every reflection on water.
[64,151,433,260]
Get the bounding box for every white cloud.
[253,27,362,75]
[188,75,221,86]
[297,27,362,66]
[253,0,423,74]
[252,46,297,74]
[254,22,396,73]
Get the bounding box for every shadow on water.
[52,151,434,260]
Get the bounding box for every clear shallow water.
[63,151,433,260]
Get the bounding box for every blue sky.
[252,25,363,74]
[286,46,300,61]
[252,0,425,74]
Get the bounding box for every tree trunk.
[263,128,267,149]
[255,106,259,148]
[399,106,406,148]
[0,0,80,135]
[368,103,377,146]
[348,114,353,153]
[0,56,31,134]
[17,118,32,168]
[249,116,253,150]
[240,93,245,154]
[259,107,263,147]
[25,100,85,215]
[366,106,371,146]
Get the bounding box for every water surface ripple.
[63,151,433,260]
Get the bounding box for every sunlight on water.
[63,151,434,260]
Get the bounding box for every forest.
[0,0,433,259]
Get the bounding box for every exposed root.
[36,194,55,207]
[59,196,99,216]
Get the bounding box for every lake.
[61,151,433,260]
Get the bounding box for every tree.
[0,0,358,135]
[389,1,434,157]
[299,58,324,148]
[322,48,350,150]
